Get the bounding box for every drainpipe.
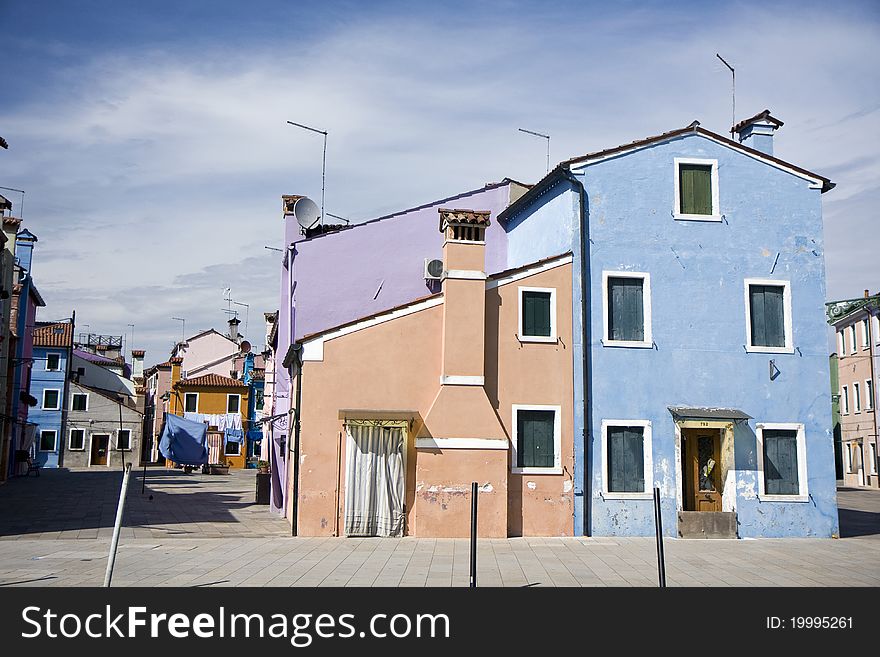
[58,310,75,467]
[283,342,304,537]
[560,167,591,537]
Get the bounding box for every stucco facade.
[501,115,839,538]
[291,211,574,538]
[30,322,74,468]
[64,380,143,468]
[828,293,879,488]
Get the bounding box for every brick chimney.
[733,109,783,156]
[422,209,505,442]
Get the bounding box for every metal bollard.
[469,481,478,588]
[104,463,132,587]
[653,486,667,588]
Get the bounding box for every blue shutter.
[517,410,555,468]
[608,426,645,492]
[608,277,644,342]
[750,285,785,347]
[522,291,551,337]
[763,429,799,495]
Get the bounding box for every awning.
[668,406,752,421]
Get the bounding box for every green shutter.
[522,291,552,337]
[517,410,555,468]
[763,429,799,495]
[608,426,645,492]
[750,285,785,347]
[679,164,712,215]
[608,277,644,342]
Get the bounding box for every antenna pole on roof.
[716,53,735,139]
[518,128,551,174]
[287,120,328,224]
[171,317,185,344]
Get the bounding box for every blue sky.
[1,0,878,363]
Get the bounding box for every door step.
[677,511,737,539]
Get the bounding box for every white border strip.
[568,131,825,189]
[416,437,508,450]
[486,254,573,290]
[440,375,484,386]
[303,296,443,362]
[443,269,487,281]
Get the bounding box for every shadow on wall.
[0,468,255,537]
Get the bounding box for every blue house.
[499,111,839,538]
[30,321,74,468]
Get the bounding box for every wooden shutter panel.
[763,430,799,495]
[608,426,645,492]
[679,164,712,215]
[522,291,551,337]
[750,285,785,347]
[608,277,644,342]
[518,410,555,468]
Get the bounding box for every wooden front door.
[683,429,722,511]
[91,434,110,466]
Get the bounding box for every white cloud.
[1,4,877,362]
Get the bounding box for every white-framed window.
[849,325,857,354]
[42,388,61,410]
[756,423,808,502]
[838,331,846,357]
[39,430,57,452]
[227,394,241,414]
[224,440,242,456]
[673,157,720,221]
[511,404,562,474]
[602,271,652,348]
[45,352,61,371]
[870,443,878,476]
[862,318,870,349]
[874,315,880,345]
[71,392,89,412]
[854,382,862,413]
[68,428,86,451]
[116,429,131,451]
[184,393,199,413]
[601,419,653,499]
[842,386,850,415]
[517,286,557,343]
[744,279,793,353]
[867,379,875,411]
[845,442,853,473]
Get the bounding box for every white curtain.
[344,424,406,537]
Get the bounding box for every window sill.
[758,494,809,503]
[602,339,653,349]
[673,213,722,222]
[603,491,653,500]
[68,448,86,452]
[512,467,562,475]
[745,345,794,354]
[517,334,558,344]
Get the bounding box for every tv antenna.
[518,128,550,173]
[287,120,328,224]
[171,317,186,343]
[716,53,735,138]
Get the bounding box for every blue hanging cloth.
[224,428,245,444]
[159,414,208,466]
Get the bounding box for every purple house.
[269,179,529,515]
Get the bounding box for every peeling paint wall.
[505,132,839,538]
[584,134,837,538]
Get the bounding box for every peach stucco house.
[288,209,575,538]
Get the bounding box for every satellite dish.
[293,197,320,230]
[240,340,252,354]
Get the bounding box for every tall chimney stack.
[228,317,241,344]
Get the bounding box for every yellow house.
[169,360,249,469]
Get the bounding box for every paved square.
[0,468,878,587]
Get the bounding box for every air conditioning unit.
[424,258,443,281]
